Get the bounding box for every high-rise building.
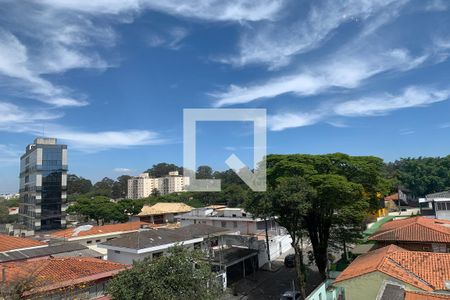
[160,171,190,195]
[127,173,160,199]
[127,171,190,199]
[18,138,68,231]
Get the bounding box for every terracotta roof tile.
[369,217,450,243]
[0,234,46,252]
[0,257,127,295]
[137,202,193,216]
[405,291,450,300]
[50,221,151,238]
[335,245,450,292]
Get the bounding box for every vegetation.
[107,246,222,300]
[245,153,388,292]
[0,197,19,224]
[386,155,450,197]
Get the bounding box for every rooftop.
[335,245,450,292]
[50,221,151,239]
[0,257,127,296]
[369,216,450,243]
[0,234,47,253]
[427,191,450,199]
[137,202,193,217]
[0,243,101,263]
[101,224,233,250]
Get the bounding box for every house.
[0,223,34,237]
[99,224,259,287]
[377,282,450,300]
[334,245,450,300]
[369,216,450,252]
[99,223,235,264]
[175,207,293,265]
[136,202,193,224]
[419,191,450,219]
[0,243,102,263]
[0,257,127,299]
[49,221,152,257]
[175,207,274,235]
[0,233,47,253]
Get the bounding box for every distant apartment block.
[18,138,68,231]
[127,173,160,199]
[127,171,190,199]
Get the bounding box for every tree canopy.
[107,246,222,300]
[247,153,388,285]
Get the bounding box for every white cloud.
[0,29,89,107]
[0,102,62,126]
[114,168,133,173]
[227,0,407,68]
[268,86,450,131]
[269,111,325,131]
[334,86,450,117]
[46,127,166,152]
[38,0,286,22]
[146,26,189,50]
[213,46,431,107]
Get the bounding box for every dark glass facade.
[19,138,67,231]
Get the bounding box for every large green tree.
[67,174,92,195]
[67,196,128,225]
[146,163,183,178]
[264,153,387,279]
[388,156,450,197]
[107,246,222,300]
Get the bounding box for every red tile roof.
[335,245,450,292]
[0,257,127,296]
[50,221,152,238]
[405,291,450,300]
[0,234,46,252]
[369,217,450,243]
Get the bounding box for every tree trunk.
[293,243,306,299]
[343,238,348,261]
[264,217,272,270]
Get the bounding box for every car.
[284,254,295,268]
[280,291,301,300]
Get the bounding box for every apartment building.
[127,173,160,199]
[127,171,190,199]
[18,138,68,231]
[160,171,190,195]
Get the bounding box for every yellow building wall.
[334,271,422,300]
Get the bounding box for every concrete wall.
[334,271,421,300]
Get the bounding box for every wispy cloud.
[146,27,189,50]
[226,0,408,68]
[212,46,432,107]
[38,0,286,22]
[46,127,167,152]
[334,86,450,117]
[269,86,450,131]
[113,168,133,173]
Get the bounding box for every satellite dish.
[72,225,93,237]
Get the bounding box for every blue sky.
[1,0,450,192]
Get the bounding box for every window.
[233,221,238,228]
[221,221,226,228]
[153,252,163,259]
[114,250,121,254]
[86,240,92,244]
[96,239,101,243]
